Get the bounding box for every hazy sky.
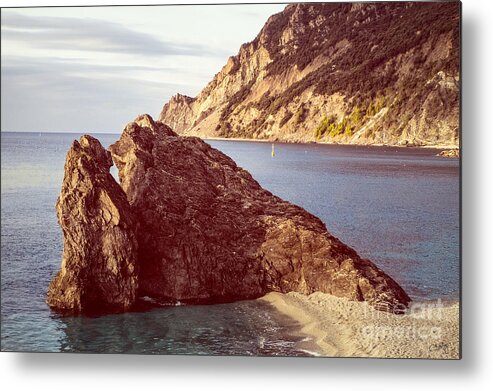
[1,4,286,133]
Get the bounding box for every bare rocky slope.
[47,115,411,314]
[159,2,460,146]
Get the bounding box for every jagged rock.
[46,135,139,314]
[437,149,459,158]
[109,114,410,311]
[48,117,412,314]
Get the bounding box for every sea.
[0,132,460,354]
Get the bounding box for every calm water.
[0,132,460,353]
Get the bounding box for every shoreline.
[259,292,460,359]
[202,136,459,150]
[5,132,458,151]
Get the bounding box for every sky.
[0,3,286,133]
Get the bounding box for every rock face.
[46,135,139,314]
[437,149,459,158]
[48,116,411,313]
[108,114,410,311]
[159,2,459,147]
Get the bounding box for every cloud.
[1,56,200,132]
[1,57,189,95]
[1,11,229,58]
[1,56,180,78]
[0,6,285,133]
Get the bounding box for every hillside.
[159,2,460,146]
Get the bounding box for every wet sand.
[260,292,460,359]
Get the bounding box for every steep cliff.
[159,2,460,146]
[46,136,139,314]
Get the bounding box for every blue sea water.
[0,132,460,354]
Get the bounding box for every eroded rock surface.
[437,149,459,158]
[159,3,459,147]
[109,114,410,311]
[46,135,139,314]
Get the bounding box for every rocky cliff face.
[48,115,411,314]
[159,2,460,146]
[46,136,139,314]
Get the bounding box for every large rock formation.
[48,116,411,314]
[46,135,139,314]
[159,2,459,146]
[107,114,410,311]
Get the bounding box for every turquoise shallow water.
[1,132,459,353]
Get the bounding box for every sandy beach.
[260,292,460,359]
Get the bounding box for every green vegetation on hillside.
[243,2,458,138]
[313,97,388,140]
[199,2,459,143]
